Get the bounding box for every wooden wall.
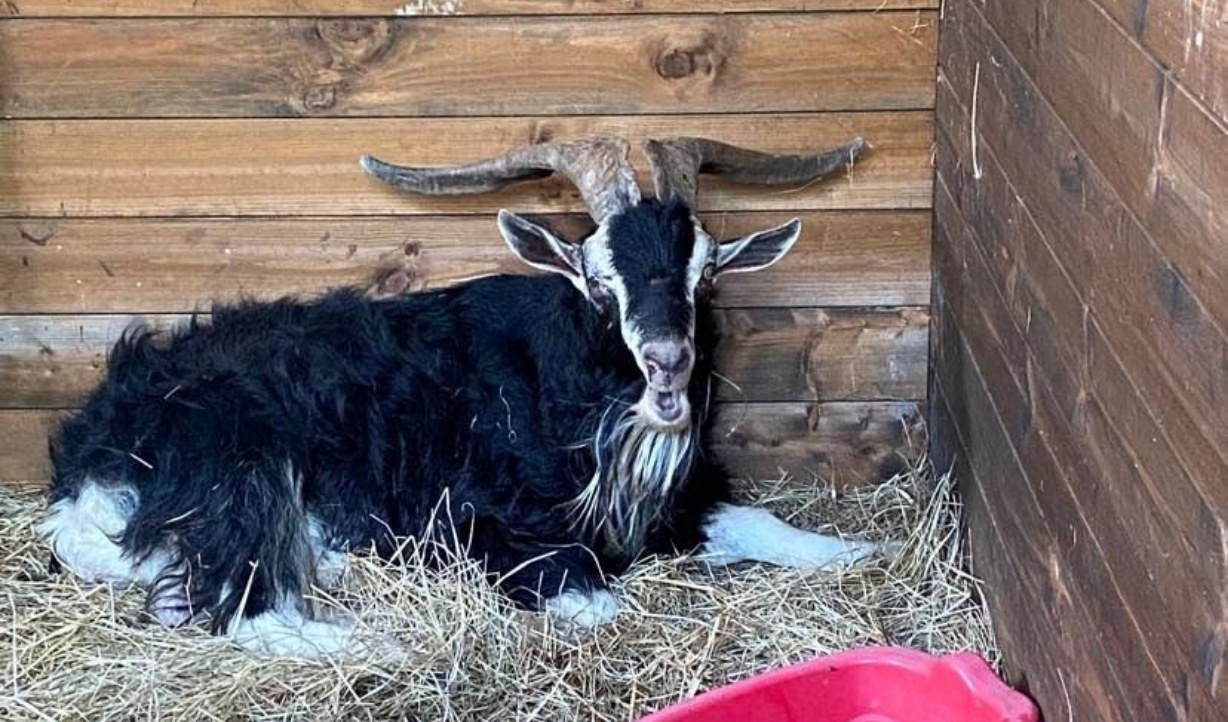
[0,2,936,488]
[932,0,1227,719]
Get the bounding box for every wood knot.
[303,83,339,110]
[403,241,421,257]
[313,19,394,64]
[656,49,696,79]
[648,29,731,84]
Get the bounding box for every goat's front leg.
[698,503,878,568]
[471,529,617,629]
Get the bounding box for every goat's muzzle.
[636,338,694,430]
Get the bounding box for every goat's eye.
[701,264,716,281]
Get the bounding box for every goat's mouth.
[637,388,691,431]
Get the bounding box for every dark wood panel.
[710,400,925,484]
[934,184,1225,719]
[0,212,932,312]
[930,348,1125,722]
[935,78,1228,516]
[0,0,939,17]
[0,409,60,488]
[713,307,928,403]
[0,114,933,216]
[931,333,1150,722]
[945,0,1228,334]
[0,308,928,408]
[0,14,935,118]
[939,2,1228,450]
[1095,0,1228,124]
[0,401,924,487]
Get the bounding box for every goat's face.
[498,201,801,431]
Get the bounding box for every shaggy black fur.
[48,200,732,631]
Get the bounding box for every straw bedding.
[1,458,998,721]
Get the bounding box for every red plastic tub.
[639,647,1038,722]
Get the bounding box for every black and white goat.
[40,135,877,657]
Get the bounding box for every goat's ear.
[498,210,583,279]
[716,218,802,275]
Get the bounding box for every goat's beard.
[565,401,696,558]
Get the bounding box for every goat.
[39,135,878,657]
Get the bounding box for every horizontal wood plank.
[936,177,1225,624]
[0,401,925,487]
[935,79,1228,516]
[939,2,1228,448]
[0,410,58,488]
[929,316,1174,722]
[1094,0,1228,125]
[0,114,933,216]
[0,212,931,312]
[0,308,928,408]
[713,307,928,403]
[0,14,936,118]
[0,0,939,17]
[948,0,1228,332]
[934,215,1224,718]
[930,346,1130,722]
[938,79,1228,535]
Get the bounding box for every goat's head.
[360,135,866,431]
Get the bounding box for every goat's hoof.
[544,588,618,631]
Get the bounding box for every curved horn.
[641,136,867,209]
[360,136,640,224]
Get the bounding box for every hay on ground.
[0,458,998,721]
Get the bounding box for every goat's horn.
[641,137,867,210]
[360,136,640,224]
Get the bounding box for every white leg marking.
[229,605,358,658]
[544,588,618,629]
[228,598,406,660]
[699,503,878,569]
[39,481,142,583]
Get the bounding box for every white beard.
[565,402,696,558]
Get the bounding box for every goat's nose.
[642,341,692,378]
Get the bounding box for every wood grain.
[930,336,1166,722]
[940,1,1228,447]
[946,0,1228,332]
[1093,0,1228,124]
[0,114,933,217]
[935,78,1228,513]
[0,0,940,17]
[0,401,925,487]
[933,224,1223,717]
[0,308,928,408]
[713,307,928,402]
[930,350,1129,722]
[0,212,931,312]
[933,214,1224,720]
[0,14,936,118]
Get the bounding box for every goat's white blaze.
[39,480,174,586]
[583,228,647,354]
[699,503,879,568]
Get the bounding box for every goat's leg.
[698,503,878,568]
[467,528,617,629]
